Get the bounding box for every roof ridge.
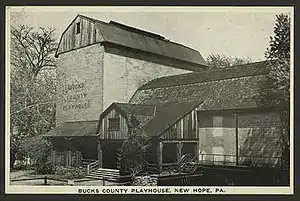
[113,102,155,107]
[108,20,166,40]
[64,120,99,123]
[138,61,270,90]
[77,14,108,25]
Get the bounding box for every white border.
[5,6,294,195]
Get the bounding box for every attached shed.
[43,120,99,166]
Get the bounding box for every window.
[213,116,224,137]
[108,118,120,131]
[76,22,81,34]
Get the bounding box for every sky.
[7,7,293,62]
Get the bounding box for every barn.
[43,15,288,184]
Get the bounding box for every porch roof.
[142,101,202,137]
[43,120,98,137]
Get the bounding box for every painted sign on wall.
[62,80,91,111]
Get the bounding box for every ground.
[10,170,118,186]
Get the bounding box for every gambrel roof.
[129,61,272,111]
[55,14,208,70]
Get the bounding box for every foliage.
[54,166,86,179]
[21,136,54,174]
[206,53,252,69]
[10,25,58,168]
[118,115,150,176]
[258,14,290,164]
[132,176,158,186]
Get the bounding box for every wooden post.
[176,142,182,163]
[235,113,239,166]
[44,176,48,185]
[64,150,68,166]
[102,177,106,186]
[97,139,103,168]
[157,142,163,173]
[68,150,72,166]
[195,111,199,139]
[51,150,56,166]
[195,142,200,162]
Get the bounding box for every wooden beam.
[180,119,184,139]
[195,109,199,139]
[157,142,163,173]
[195,141,200,162]
[176,142,182,163]
[97,139,103,168]
[162,140,199,143]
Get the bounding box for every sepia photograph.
[5,6,293,194]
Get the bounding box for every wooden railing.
[87,160,99,175]
[11,175,132,186]
[198,154,283,167]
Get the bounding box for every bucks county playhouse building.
[43,14,289,185]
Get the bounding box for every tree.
[259,14,290,165]
[21,136,54,174]
[10,25,58,168]
[206,53,252,69]
[118,115,150,176]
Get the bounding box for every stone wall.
[102,48,191,110]
[56,44,104,125]
[56,44,191,125]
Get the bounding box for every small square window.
[76,22,81,34]
[108,118,120,131]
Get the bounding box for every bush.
[118,115,150,176]
[21,136,54,174]
[132,176,157,186]
[54,166,86,179]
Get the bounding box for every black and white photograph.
[5,6,293,194]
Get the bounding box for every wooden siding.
[57,16,103,55]
[160,108,198,140]
[99,108,128,140]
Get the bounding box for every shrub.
[118,115,150,176]
[132,176,157,186]
[21,136,54,174]
[54,166,86,179]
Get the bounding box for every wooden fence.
[11,176,132,186]
[51,150,82,167]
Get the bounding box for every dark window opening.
[108,118,120,131]
[76,22,81,34]
[162,143,178,163]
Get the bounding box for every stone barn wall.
[102,47,191,110]
[56,44,104,125]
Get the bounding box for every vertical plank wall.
[160,109,198,140]
[99,109,128,140]
[57,16,103,55]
